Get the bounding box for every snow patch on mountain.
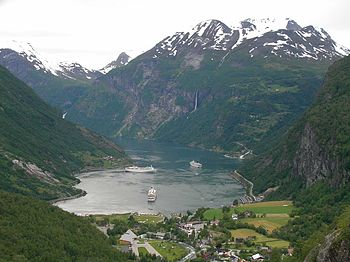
[0,40,60,75]
[153,18,349,61]
[0,40,101,80]
[100,52,131,74]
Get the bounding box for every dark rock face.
[100,52,131,73]
[292,123,350,187]
[305,230,350,262]
[0,49,47,86]
[287,19,302,31]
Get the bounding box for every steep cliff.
[241,55,350,196]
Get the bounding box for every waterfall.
[194,91,198,111]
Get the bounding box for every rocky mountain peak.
[57,61,102,80]
[192,19,232,38]
[0,40,101,81]
[100,52,131,74]
[151,17,349,61]
[0,40,60,75]
[286,19,302,31]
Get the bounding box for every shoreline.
[50,189,87,204]
[230,170,256,201]
[51,167,126,204]
[53,166,248,216]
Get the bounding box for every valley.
[0,7,350,262]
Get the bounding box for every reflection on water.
[56,138,245,215]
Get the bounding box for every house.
[179,221,205,236]
[252,253,264,261]
[155,232,166,239]
[259,246,270,251]
[119,229,138,245]
[191,221,205,231]
[210,220,220,226]
[233,235,255,244]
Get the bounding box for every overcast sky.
[0,0,349,69]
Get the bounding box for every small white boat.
[125,165,157,173]
[224,154,235,159]
[147,187,157,202]
[190,160,202,168]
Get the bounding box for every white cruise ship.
[125,165,157,173]
[190,160,202,168]
[147,187,157,202]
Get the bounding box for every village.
[89,200,294,261]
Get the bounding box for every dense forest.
[0,191,129,261]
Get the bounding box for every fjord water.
[56,138,244,215]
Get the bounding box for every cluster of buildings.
[178,221,205,236]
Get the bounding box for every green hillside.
[0,65,130,200]
[64,49,328,154]
[240,55,350,196]
[0,190,128,261]
[237,56,350,260]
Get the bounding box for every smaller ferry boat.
[125,165,157,173]
[224,154,235,159]
[190,160,202,168]
[147,187,157,202]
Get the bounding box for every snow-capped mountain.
[56,62,102,80]
[0,40,101,81]
[0,40,60,75]
[152,18,349,60]
[100,52,131,74]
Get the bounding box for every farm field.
[138,247,148,256]
[203,201,294,220]
[148,240,188,261]
[92,213,164,224]
[240,216,290,233]
[231,229,289,248]
[235,201,294,214]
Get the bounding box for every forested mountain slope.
[236,55,350,261]
[64,19,345,153]
[1,19,348,154]
[0,65,129,200]
[0,190,129,261]
[240,55,350,197]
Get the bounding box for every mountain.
[61,18,348,153]
[240,54,350,196]
[153,18,348,60]
[0,63,130,260]
[1,19,349,154]
[0,190,128,261]
[0,40,102,81]
[0,65,129,200]
[100,52,131,74]
[235,55,350,261]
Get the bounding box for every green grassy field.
[203,201,294,220]
[138,247,148,256]
[231,229,289,248]
[235,201,294,214]
[92,213,130,222]
[149,240,188,262]
[136,214,164,224]
[240,217,290,233]
[92,213,164,224]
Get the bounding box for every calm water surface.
[56,138,245,215]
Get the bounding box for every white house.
[119,229,138,245]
